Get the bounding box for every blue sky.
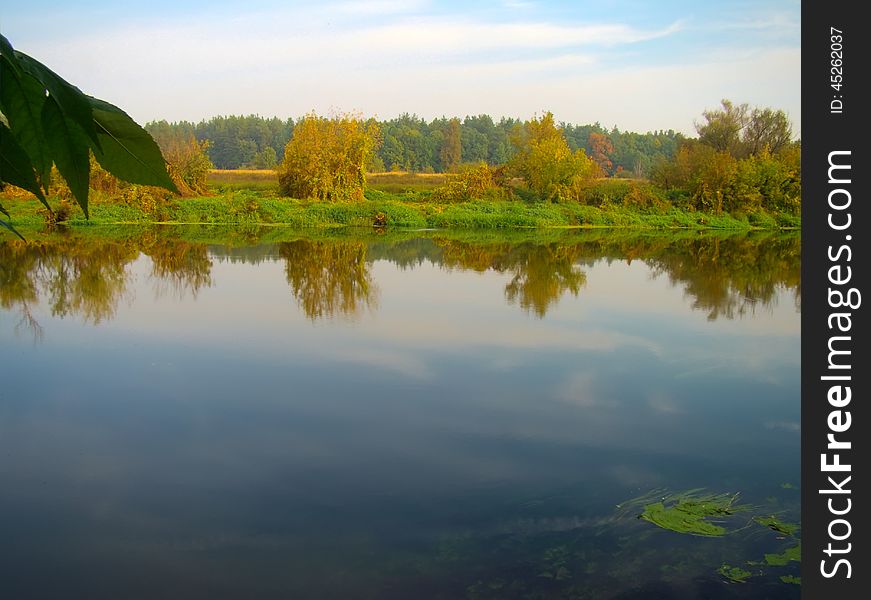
[2,0,800,135]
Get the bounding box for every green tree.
[439,117,462,172]
[252,146,277,170]
[696,100,793,159]
[1,33,177,236]
[743,107,792,156]
[695,99,748,156]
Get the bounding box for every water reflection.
[438,241,587,317]
[278,239,378,320]
[147,240,213,299]
[0,226,800,599]
[645,236,801,320]
[0,229,800,326]
[0,238,136,325]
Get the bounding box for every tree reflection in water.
[438,240,586,317]
[0,230,800,330]
[279,239,378,320]
[145,240,213,300]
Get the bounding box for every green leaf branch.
[0,32,178,236]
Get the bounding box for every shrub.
[277,112,380,202]
[430,162,509,203]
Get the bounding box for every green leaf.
[0,200,26,240]
[0,57,52,190]
[14,51,101,151]
[0,218,26,240]
[0,121,48,207]
[41,97,90,216]
[89,97,178,193]
[0,33,22,76]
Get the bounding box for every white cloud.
[320,347,434,380]
[19,8,794,132]
[707,11,800,33]
[554,371,601,407]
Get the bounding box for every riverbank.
[2,190,801,231]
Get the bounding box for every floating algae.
[637,491,748,537]
[618,488,801,587]
[717,564,752,583]
[764,542,801,566]
[752,515,799,537]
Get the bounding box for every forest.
[147,112,684,177]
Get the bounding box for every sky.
[2,0,800,135]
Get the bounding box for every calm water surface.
[0,229,800,599]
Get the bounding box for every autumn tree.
[587,132,614,175]
[277,112,380,201]
[652,141,736,212]
[729,147,800,214]
[147,121,213,195]
[511,112,599,202]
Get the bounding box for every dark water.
[0,228,800,599]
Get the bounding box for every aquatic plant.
[764,542,801,566]
[752,515,799,537]
[620,488,801,587]
[717,564,752,583]
[636,490,749,537]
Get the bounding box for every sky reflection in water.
[0,230,800,599]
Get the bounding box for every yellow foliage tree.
[277,112,381,202]
[511,112,599,202]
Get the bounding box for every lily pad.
[780,575,801,585]
[718,564,752,583]
[765,542,801,566]
[638,492,748,537]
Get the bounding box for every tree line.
[145,113,685,176]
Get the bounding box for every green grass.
[2,172,801,232]
[6,221,790,251]
[1,190,800,232]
